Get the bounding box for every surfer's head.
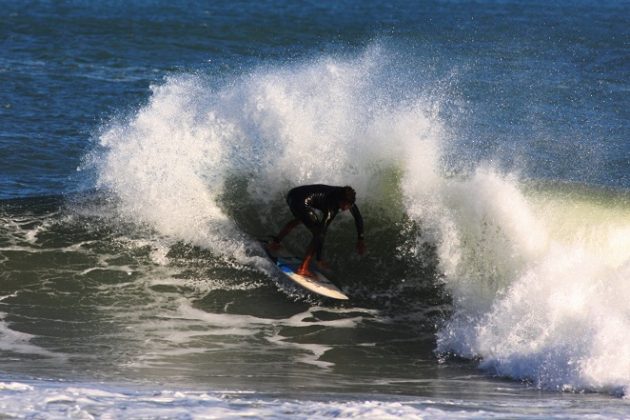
[338,186,356,211]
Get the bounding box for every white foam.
[0,382,34,392]
[0,312,62,359]
[0,380,625,418]
[429,170,630,394]
[121,301,372,369]
[0,380,450,419]
[175,301,368,331]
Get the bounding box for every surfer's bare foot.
[296,267,315,278]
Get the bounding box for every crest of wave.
[86,46,443,262]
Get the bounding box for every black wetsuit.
[286,184,364,260]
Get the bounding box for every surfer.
[267,184,366,278]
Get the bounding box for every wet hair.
[337,186,356,204]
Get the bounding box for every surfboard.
[260,240,349,300]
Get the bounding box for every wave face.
[81,46,630,395]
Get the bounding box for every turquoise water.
[1,1,629,417]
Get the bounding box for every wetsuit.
[285,184,364,260]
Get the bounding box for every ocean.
[1,0,629,417]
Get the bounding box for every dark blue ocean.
[1,1,629,417]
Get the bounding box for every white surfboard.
[261,240,349,300]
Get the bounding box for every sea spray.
[85,47,445,263]
[87,76,246,257]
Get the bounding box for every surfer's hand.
[356,238,366,256]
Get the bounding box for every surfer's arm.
[349,204,364,238]
[350,204,366,255]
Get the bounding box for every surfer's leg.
[297,226,324,277]
[314,228,332,271]
[287,199,323,277]
[315,227,326,261]
[315,237,331,271]
[268,218,300,252]
[270,194,306,249]
[272,219,300,243]
[297,239,317,277]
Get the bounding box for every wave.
[77,45,630,395]
[433,176,630,395]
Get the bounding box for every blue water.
[2,0,628,199]
[1,0,629,417]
